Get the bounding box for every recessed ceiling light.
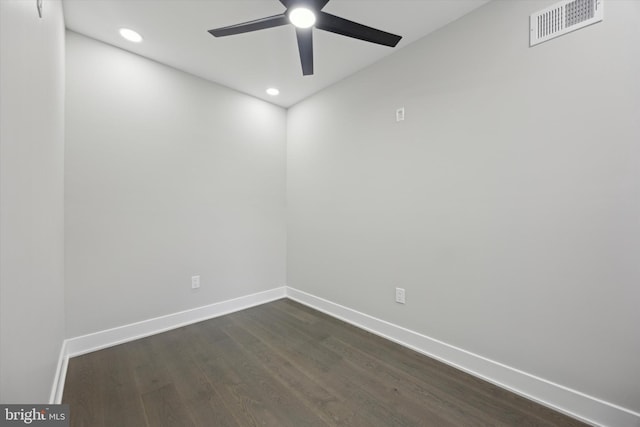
[289,8,316,29]
[266,88,280,96]
[119,28,143,43]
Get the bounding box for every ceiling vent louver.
[530,0,603,46]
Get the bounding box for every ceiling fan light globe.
[289,8,316,29]
[119,28,143,43]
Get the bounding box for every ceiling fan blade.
[208,14,289,37]
[280,0,330,9]
[311,0,331,10]
[296,28,314,76]
[316,11,402,47]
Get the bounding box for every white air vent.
[530,0,603,46]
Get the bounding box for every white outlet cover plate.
[191,275,200,289]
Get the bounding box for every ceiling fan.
[208,0,402,76]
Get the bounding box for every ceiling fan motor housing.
[208,0,402,76]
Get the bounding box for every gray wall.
[65,32,287,337]
[0,0,66,403]
[287,0,640,413]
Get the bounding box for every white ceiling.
[62,0,490,108]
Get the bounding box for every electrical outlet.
[395,287,405,304]
[191,275,200,289]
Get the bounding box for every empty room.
[1,0,638,426]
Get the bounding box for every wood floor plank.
[223,319,366,426]
[63,299,589,427]
[98,345,148,427]
[273,301,531,425]
[189,323,292,426]
[63,353,105,427]
[141,383,196,427]
[127,336,173,395]
[277,299,586,426]
[197,321,329,427]
[323,334,517,427]
[147,326,241,427]
[236,305,457,426]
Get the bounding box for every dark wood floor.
[63,299,588,426]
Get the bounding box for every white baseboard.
[51,285,638,427]
[50,287,286,402]
[285,287,640,427]
[49,340,68,404]
[65,287,286,358]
